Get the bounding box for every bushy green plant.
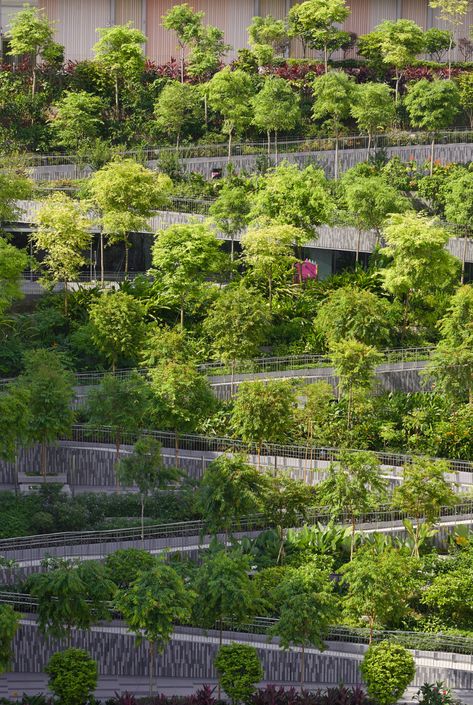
[45,648,98,705]
[360,641,415,705]
[215,643,263,704]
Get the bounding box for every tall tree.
[117,436,180,541]
[32,193,92,314]
[343,174,410,259]
[350,83,395,154]
[0,171,32,227]
[93,23,146,118]
[457,72,473,129]
[429,0,469,73]
[203,283,270,385]
[270,562,338,689]
[252,77,300,160]
[380,212,459,337]
[50,91,104,151]
[88,292,145,371]
[149,360,215,465]
[317,450,387,557]
[231,380,296,464]
[241,225,302,311]
[15,350,74,477]
[154,81,202,148]
[392,457,456,557]
[341,547,418,641]
[0,605,20,676]
[0,382,31,465]
[162,3,204,83]
[442,169,473,281]
[86,372,151,479]
[287,0,350,69]
[197,454,268,536]
[28,560,114,641]
[208,184,250,260]
[312,70,357,179]
[0,239,28,319]
[248,15,290,66]
[88,158,172,276]
[187,25,230,82]
[207,67,254,158]
[424,285,473,402]
[249,163,334,236]
[115,562,194,695]
[6,5,58,95]
[151,223,227,328]
[404,79,460,174]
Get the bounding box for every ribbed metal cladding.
[42,0,111,60]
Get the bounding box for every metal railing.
[67,424,473,473]
[21,128,473,167]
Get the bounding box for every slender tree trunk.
[275,130,278,165]
[414,521,420,559]
[395,71,401,104]
[351,515,356,559]
[124,238,129,276]
[230,234,235,262]
[115,75,119,119]
[100,229,105,286]
[277,526,285,564]
[324,45,328,74]
[218,621,223,699]
[268,274,272,312]
[141,493,145,543]
[448,35,453,78]
[355,230,361,263]
[231,359,235,396]
[334,134,339,180]
[176,132,180,151]
[257,443,261,470]
[267,129,271,156]
[369,617,374,644]
[32,62,37,97]
[40,442,47,479]
[175,429,180,467]
[430,136,435,176]
[204,93,208,126]
[367,132,372,159]
[149,640,155,696]
[461,230,469,284]
[115,435,121,491]
[64,282,68,316]
[300,644,305,692]
[180,46,185,84]
[180,303,184,330]
[228,129,233,161]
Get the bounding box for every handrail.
[67,424,473,473]
[0,346,434,389]
[0,501,471,554]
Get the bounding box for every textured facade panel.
[400,0,428,28]
[260,0,288,20]
[369,0,398,27]
[1,0,35,31]
[115,0,142,27]
[43,0,112,60]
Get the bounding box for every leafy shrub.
[360,641,415,705]
[45,648,98,705]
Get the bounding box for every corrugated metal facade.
[39,0,473,63]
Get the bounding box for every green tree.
[312,70,357,179]
[117,436,179,541]
[187,25,230,81]
[270,562,338,688]
[249,163,334,236]
[361,641,416,705]
[0,383,31,464]
[381,212,459,337]
[93,23,146,117]
[424,285,473,401]
[154,81,202,148]
[350,82,395,153]
[343,174,410,260]
[404,79,460,174]
[215,644,263,705]
[392,457,456,557]
[86,372,151,476]
[248,15,289,66]
[197,454,268,535]
[424,27,454,61]
[422,564,473,626]
[315,286,397,348]
[330,339,382,428]
[32,192,92,314]
[45,649,98,705]
[151,223,227,328]
[429,0,468,73]
[443,171,473,281]
[192,550,260,645]
[6,5,57,95]
[149,361,215,464]
[318,450,387,557]
[252,77,300,159]
[28,561,114,640]
[115,562,194,695]
[208,184,250,260]
[457,72,473,128]
[0,239,28,319]
[15,350,74,477]
[88,158,172,276]
[50,91,104,151]
[297,380,334,450]
[105,548,155,589]
[231,380,296,463]
[141,325,196,367]
[203,283,270,384]
[262,473,316,563]
[162,3,204,83]
[241,225,301,311]
[207,67,254,157]
[0,170,32,226]
[287,0,350,69]
[0,605,20,674]
[88,292,145,371]
[341,547,418,640]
